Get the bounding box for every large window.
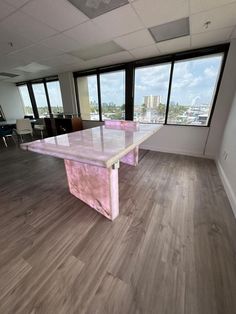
[18,85,34,116]
[77,75,99,120]
[77,69,126,121]
[167,54,223,126]
[17,78,63,119]
[46,81,63,114]
[32,83,49,118]
[74,45,227,126]
[100,70,125,120]
[134,63,171,123]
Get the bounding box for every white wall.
[205,39,236,157]
[0,82,24,120]
[58,72,78,115]
[217,91,236,217]
[141,125,210,157]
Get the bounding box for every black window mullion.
[164,60,174,125]
[125,64,134,121]
[27,83,38,119]
[43,80,52,116]
[97,73,102,121]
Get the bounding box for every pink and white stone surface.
[21,123,162,220]
[64,159,119,220]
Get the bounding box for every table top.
[21,124,162,168]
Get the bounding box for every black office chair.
[0,126,15,147]
[24,115,34,120]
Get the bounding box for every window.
[18,85,34,116]
[77,75,99,120]
[167,54,223,126]
[134,63,171,123]
[32,83,49,118]
[100,70,125,120]
[46,81,63,114]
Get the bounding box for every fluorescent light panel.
[0,72,19,78]
[68,0,129,18]
[70,41,124,61]
[149,17,190,43]
[15,62,51,73]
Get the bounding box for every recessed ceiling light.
[69,41,124,60]
[68,0,129,18]
[149,17,190,43]
[0,72,19,79]
[15,62,51,73]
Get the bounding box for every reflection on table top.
[21,124,162,168]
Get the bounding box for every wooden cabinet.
[44,117,82,137]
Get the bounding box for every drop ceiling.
[0,0,235,83]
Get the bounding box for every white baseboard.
[216,160,236,218]
[140,144,214,159]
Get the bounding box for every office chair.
[15,118,33,142]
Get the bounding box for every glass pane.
[46,81,63,114]
[18,85,34,117]
[77,75,99,120]
[134,63,171,123]
[100,70,125,120]
[32,83,49,118]
[167,54,223,126]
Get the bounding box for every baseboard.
[140,144,214,159]
[216,160,236,218]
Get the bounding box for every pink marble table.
[21,122,162,220]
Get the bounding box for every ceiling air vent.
[68,0,129,18]
[149,17,190,43]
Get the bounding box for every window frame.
[74,43,229,127]
[16,76,61,119]
[75,64,128,122]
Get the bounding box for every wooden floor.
[0,146,236,314]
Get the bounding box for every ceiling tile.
[0,1,16,21]
[70,41,124,61]
[190,2,236,34]
[81,51,133,69]
[64,20,111,49]
[93,4,143,38]
[190,0,236,14]
[232,27,236,38]
[42,33,81,53]
[9,43,62,63]
[0,26,33,54]
[42,54,84,67]
[106,50,134,63]
[114,29,154,50]
[191,27,233,48]
[132,0,189,28]
[0,11,57,42]
[3,0,31,9]
[0,53,27,71]
[157,35,190,54]
[129,44,160,59]
[21,0,88,32]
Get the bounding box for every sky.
[19,81,63,108]
[86,53,223,107]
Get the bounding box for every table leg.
[121,146,139,166]
[64,159,119,220]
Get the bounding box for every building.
[143,95,161,108]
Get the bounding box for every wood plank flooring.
[0,147,236,314]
